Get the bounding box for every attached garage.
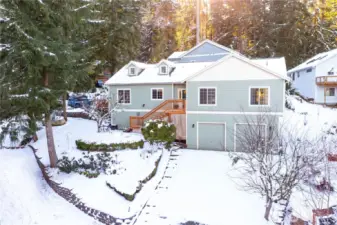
[234,123,267,152]
[197,122,226,150]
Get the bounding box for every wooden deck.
[316,76,337,86]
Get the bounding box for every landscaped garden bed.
[31,118,170,218]
[75,139,144,151]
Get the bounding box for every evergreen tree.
[0,0,92,167]
[88,0,142,73]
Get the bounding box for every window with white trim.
[160,65,168,74]
[326,88,335,96]
[152,88,163,100]
[199,88,216,105]
[129,67,136,76]
[118,89,131,104]
[250,87,269,106]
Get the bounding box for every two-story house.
[106,40,288,151]
[288,49,337,104]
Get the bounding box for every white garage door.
[198,123,226,151]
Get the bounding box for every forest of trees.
[0,0,336,166]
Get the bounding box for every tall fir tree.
[0,0,92,167]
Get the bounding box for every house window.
[292,73,295,81]
[151,88,163,100]
[250,87,269,106]
[326,88,335,97]
[118,89,131,104]
[306,68,312,73]
[297,72,300,78]
[129,67,136,76]
[199,88,216,105]
[160,65,168,74]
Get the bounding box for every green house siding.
[187,80,284,113]
[186,113,280,151]
[109,83,186,128]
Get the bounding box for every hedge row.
[75,139,144,152]
[106,152,163,201]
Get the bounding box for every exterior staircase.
[129,99,186,129]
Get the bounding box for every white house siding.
[315,86,337,104]
[315,55,337,77]
[290,69,316,99]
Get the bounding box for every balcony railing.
[130,99,186,129]
[316,76,337,86]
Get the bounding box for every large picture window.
[250,87,269,106]
[118,89,131,104]
[199,88,216,105]
[151,88,163,100]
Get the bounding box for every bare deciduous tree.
[228,111,328,221]
[85,93,122,132]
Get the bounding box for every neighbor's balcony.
[316,76,337,86]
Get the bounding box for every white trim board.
[196,122,226,150]
[187,111,283,116]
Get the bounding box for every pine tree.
[0,0,92,167]
[88,0,142,73]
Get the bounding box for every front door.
[178,88,186,100]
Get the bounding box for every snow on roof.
[128,61,151,69]
[288,48,337,73]
[105,62,213,85]
[252,57,288,77]
[167,51,187,59]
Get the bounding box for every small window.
[326,88,335,97]
[199,88,216,105]
[250,87,269,106]
[118,89,131,104]
[151,88,163,100]
[129,67,136,76]
[306,68,312,73]
[160,65,168,74]
[297,72,300,78]
[292,73,295,81]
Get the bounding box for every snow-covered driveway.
[134,150,274,225]
[0,149,100,225]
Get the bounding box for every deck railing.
[316,76,337,86]
[129,99,186,129]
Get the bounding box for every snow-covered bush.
[141,120,176,149]
[57,152,118,178]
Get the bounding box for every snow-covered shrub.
[75,139,144,151]
[141,120,176,149]
[57,152,117,178]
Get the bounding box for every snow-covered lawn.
[0,148,99,225]
[31,118,170,218]
[135,150,276,225]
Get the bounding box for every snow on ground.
[0,148,100,225]
[284,95,337,138]
[31,118,170,218]
[135,150,275,225]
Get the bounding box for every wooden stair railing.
[130,99,185,129]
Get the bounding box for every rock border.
[28,145,133,225]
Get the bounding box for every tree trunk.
[62,93,68,121]
[45,112,58,167]
[264,198,273,221]
[43,68,58,167]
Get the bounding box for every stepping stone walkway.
[132,147,183,225]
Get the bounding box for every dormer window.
[129,67,136,76]
[160,65,168,75]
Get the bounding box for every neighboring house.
[287,49,337,104]
[106,40,288,151]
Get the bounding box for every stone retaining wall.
[28,145,133,225]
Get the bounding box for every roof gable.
[185,54,289,82]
